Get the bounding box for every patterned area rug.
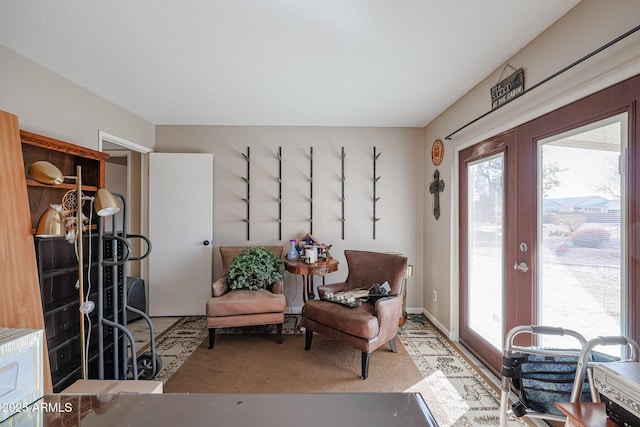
[151,314,527,427]
[399,315,527,426]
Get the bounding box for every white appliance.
[593,361,640,426]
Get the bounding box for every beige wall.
[156,125,425,312]
[0,44,155,152]
[423,0,640,337]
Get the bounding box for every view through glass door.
[536,114,627,348]
[459,132,516,370]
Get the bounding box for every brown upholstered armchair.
[205,246,286,349]
[300,250,408,379]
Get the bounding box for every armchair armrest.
[374,296,403,338]
[271,280,284,294]
[211,277,229,297]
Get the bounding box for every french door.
[460,74,640,373]
[459,131,517,370]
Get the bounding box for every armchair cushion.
[207,289,285,317]
[302,300,379,339]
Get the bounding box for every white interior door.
[148,152,213,315]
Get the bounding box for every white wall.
[156,125,425,312]
[423,0,640,337]
[0,44,155,152]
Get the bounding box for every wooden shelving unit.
[20,131,114,391]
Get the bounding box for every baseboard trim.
[421,309,452,340]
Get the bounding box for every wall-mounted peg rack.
[373,146,381,239]
[309,146,313,235]
[276,146,282,240]
[341,147,346,240]
[241,147,250,240]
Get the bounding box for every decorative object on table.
[241,147,250,240]
[287,239,299,261]
[372,147,381,239]
[304,245,318,264]
[429,169,445,220]
[27,161,120,380]
[431,139,444,166]
[296,233,332,263]
[227,246,284,290]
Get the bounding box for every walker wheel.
[136,352,162,380]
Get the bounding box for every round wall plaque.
[431,139,444,166]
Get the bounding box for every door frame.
[98,130,153,285]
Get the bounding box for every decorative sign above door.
[490,67,524,110]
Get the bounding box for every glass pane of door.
[538,114,627,347]
[467,153,504,350]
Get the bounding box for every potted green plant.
[227,246,284,290]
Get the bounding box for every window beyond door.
[467,153,505,350]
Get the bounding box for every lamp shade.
[35,207,66,237]
[95,189,120,217]
[27,161,64,185]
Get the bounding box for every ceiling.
[0,1,580,127]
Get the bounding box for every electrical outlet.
[432,290,437,302]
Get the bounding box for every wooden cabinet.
[20,131,114,391]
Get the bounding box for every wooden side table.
[283,258,339,301]
[556,402,617,427]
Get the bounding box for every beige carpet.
[163,332,424,393]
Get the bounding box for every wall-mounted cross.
[429,169,445,220]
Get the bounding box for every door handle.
[203,240,210,246]
[514,262,529,272]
